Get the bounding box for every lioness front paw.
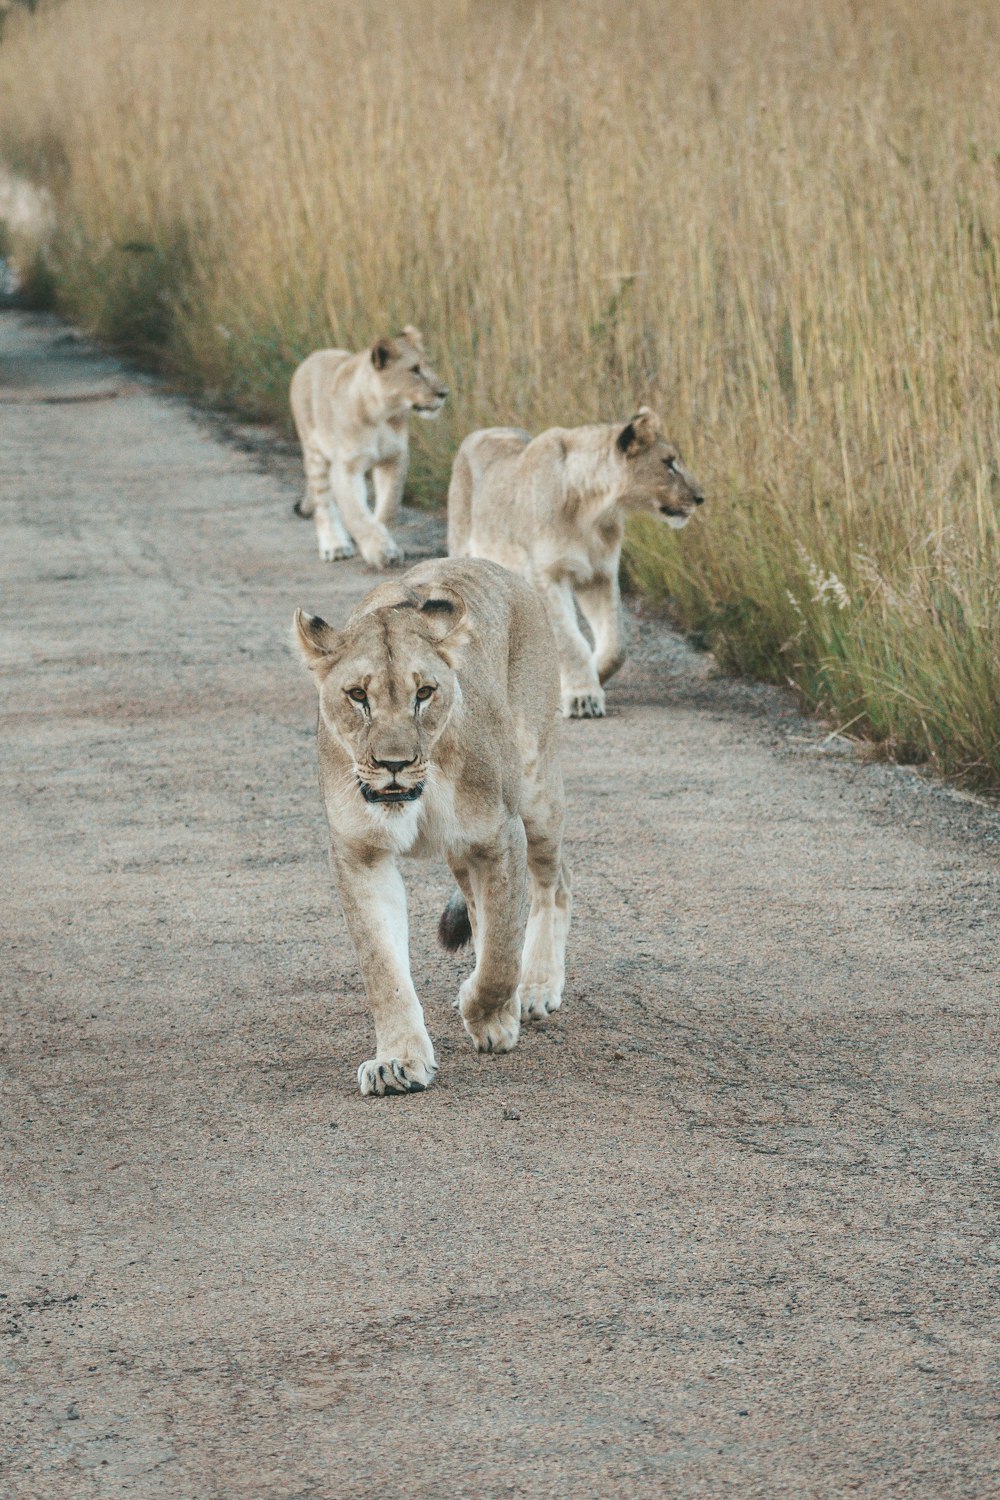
[360,534,404,570]
[518,980,563,1020]
[357,1053,437,1096]
[561,687,605,719]
[319,536,356,562]
[459,979,521,1055]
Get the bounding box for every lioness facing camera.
[448,408,704,717]
[290,326,448,569]
[295,558,571,1096]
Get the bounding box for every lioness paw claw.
[319,538,356,562]
[362,536,404,570]
[461,1004,521,1056]
[562,689,605,719]
[518,981,563,1020]
[357,1054,437,1097]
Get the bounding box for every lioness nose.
[374,756,416,774]
[693,493,705,506]
[437,387,449,399]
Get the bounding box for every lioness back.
[447,428,532,565]
[289,349,352,440]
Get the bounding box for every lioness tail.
[438,891,472,951]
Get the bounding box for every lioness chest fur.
[290,325,448,569]
[448,408,704,717]
[295,558,572,1097]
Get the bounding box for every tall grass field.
[2,0,998,790]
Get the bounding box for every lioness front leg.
[536,574,605,718]
[332,460,404,570]
[332,847,437,1095]
[576,571,626,686]
[453,819,528,1055]
[372,451,407,529]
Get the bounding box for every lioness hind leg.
[450,822,527,1055]
[515,858,569,1020]
[517,751,571,1020]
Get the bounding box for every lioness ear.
[294,608,340,675]
[617,406,661,457]
[415,588,471,664]
[398,324,425,353]
[372,338,396,371]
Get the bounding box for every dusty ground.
[2,309,998,1499]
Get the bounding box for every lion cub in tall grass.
[448,408,704,717]
[290,326,448,568]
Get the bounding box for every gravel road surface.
[2,310,998,1498]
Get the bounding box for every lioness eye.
[665,457,677,472]
[347,687,368,704]
[415,684,434,702]
[412,365,422,375]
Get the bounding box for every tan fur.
[290,326,447,568]
[448,408,704,717]
[295,558,571,1096]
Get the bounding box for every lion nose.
[693,493,705,506]
[437,387,449,399]
[374,756,416,775]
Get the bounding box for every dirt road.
[2,309,998,1498]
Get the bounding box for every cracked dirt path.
[2,310,999,1499]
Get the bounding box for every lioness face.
[297,602,460,807]
[616,408,704,529]
[371,325,449,419]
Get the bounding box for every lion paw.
[518,980,563,1020]
[361,534,404,570]
[357,1053,437,1096]
[459,980,521,1054]
[319,536,356,562]
[561,688,605,719]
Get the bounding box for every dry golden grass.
[2,0,998,788]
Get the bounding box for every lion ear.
[398,324,425,353]
[294,608,341,676]
[372,338,396,371]
[617,406,661,457]
[415,587,471,663]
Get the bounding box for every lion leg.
[453,819,528,1055]
[332,459,404,570]
[332,847,437,1096]
[576,570,626,686]
[518,771,572,1020]
[372,449,407,528]
[302,443,356,561]
[536,573,606,719]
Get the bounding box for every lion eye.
[415,684,435,702]
[411,365,422,376]
[665,457,678,472]
[347,687,368,704]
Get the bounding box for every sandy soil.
[2,309,998,1499]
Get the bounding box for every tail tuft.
[438,891,472,951]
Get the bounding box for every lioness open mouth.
[359,781,425,805]
[660,507,691,529]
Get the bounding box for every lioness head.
[294,587,467,807]
[615,407,704,528]
[370,325,448,419]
